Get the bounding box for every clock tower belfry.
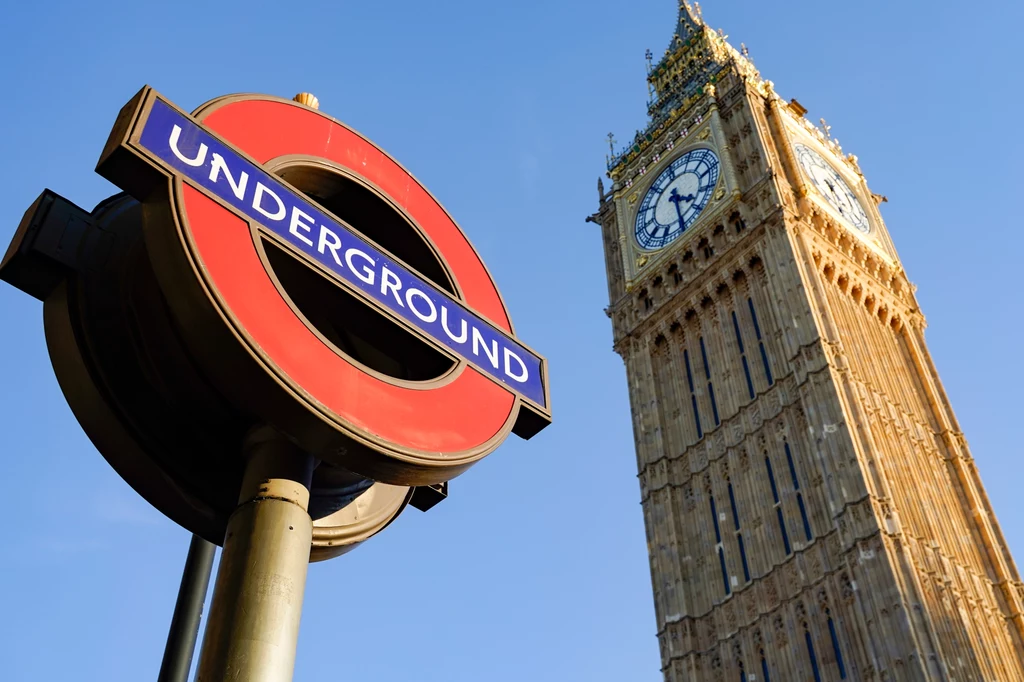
[591,3,1024,681]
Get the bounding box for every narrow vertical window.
[711,494,730,596]
[785,443,800,489]
[776,508,792,555]
[732,310,756,400]
[727,482,740,528]
[710,495,722,544]
[760,654,771,682]
[786,442,813,541]
[828,614,847,679]
[797,496,812,542]
[718,548,731,596]
[766,456,780,503]
[708,382,720,426]
[737,534,751,582]
[684,349,703,439]
[728,482,751,583]
[748,297,774,386]
[748,297,763,340]
[805,629,822,682]
[766,456,791,555]
[699,337,720,425]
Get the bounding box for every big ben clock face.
[793,143,870,233]
[634,148,720,250]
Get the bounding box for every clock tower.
[591,4,1024,681]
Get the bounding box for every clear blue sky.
[1,1,1021,680]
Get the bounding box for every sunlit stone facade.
[591,5,1024,680]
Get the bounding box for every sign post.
[197,427,316,681]
[157,535,216,682]
[1,86,550,681]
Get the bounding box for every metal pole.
[195,426,316,682]
[157,534,217,682]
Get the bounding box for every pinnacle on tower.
[607,3,762,174]
[677,1,704,38]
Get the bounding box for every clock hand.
[668,188,690,225]
[823,178,846,214]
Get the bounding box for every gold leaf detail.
[293,92,320,110]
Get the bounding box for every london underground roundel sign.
[97,87,550,486]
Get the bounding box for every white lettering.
[441,306,467,343]
[169,125,207,167]
[317,225,343,266]
[287,206,315,246]
[472,327,499,369]
[345,248,376,285]
[503,348,529,383]
[405,288,437,323]
[380,266,404,307]
[253,182,286,222]
[209,153,248,200]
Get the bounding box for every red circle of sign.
[178,97,516,457]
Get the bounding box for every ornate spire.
[644,3,726,132]
[606,2,761,174]
[678,2,703,38]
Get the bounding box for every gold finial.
[820,117,832,140]
[293,92,320,110]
